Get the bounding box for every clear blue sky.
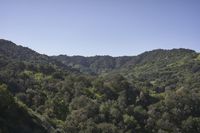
[0,0,200,56]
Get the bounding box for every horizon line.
[0,38,199,57]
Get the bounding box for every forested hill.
[0,39,79,74]
[52,55,134,74]
[0,39,200,133]
[53,48,196,75]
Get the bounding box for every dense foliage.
[0,39,200,133]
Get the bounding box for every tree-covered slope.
[53,48,197,75]
[0,39,200,133]
[0,39,79,73]
[119,49,200,90]
[52,55,134,74]
[0,84,53,133]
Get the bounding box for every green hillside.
[52,55,134,74]
[0,39,200,133]
[0,84,53,133]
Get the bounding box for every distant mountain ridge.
[0,39,79,73]
[1,39,197,75]
[53,48,196,74]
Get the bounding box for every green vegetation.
[0,84,50,133]
[0,39,200,132]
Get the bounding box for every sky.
[0,0,200,56]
